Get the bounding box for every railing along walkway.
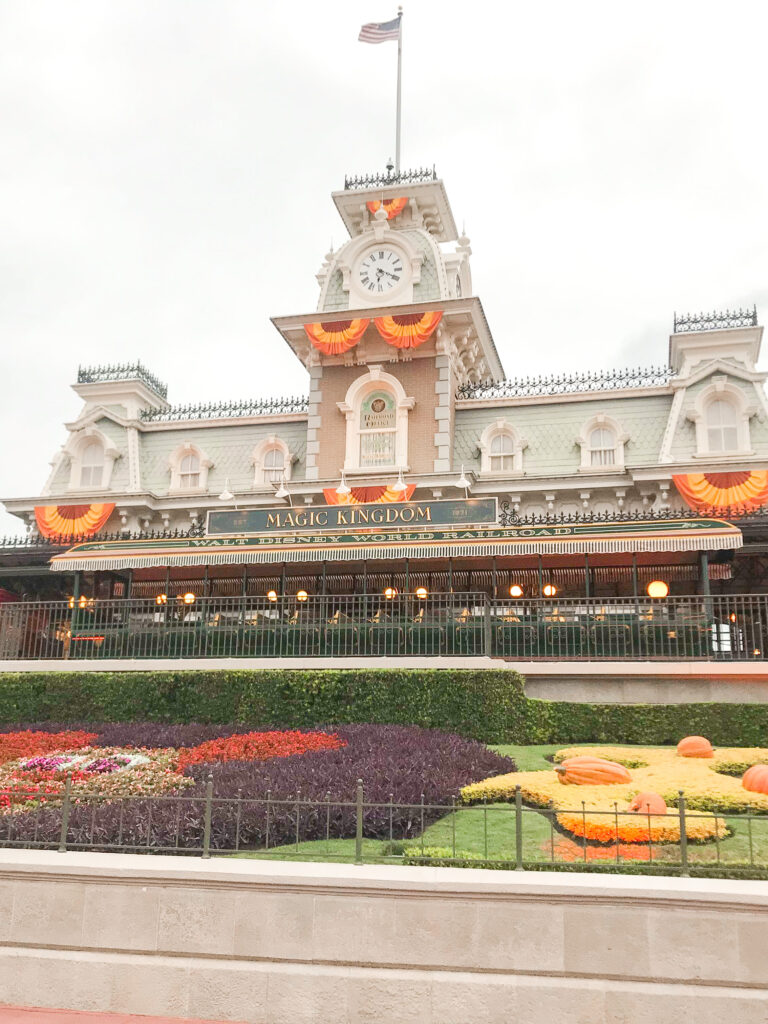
[0,593,765,662]
[0,779,764,877]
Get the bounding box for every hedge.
[0,669,767,745]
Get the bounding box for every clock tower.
[271,167,504,491]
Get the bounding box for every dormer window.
[478,420,527,477]
[689,377,756,458]
[65,428,119,491]
[263,446,285,484]
[589,427,616,467]
[253,436,294,489]
[577,414,628,472]
[490,433,515,472]
[179,453,200,489]
[706,398,739,452]
[168,443,212,493]
[80,443,105,487]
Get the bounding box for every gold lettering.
[295,511,308,528]
[266,513,281,529]
[356,508,370,524]
[283,512,295,528]
[415,507,432,522]
[316,511,328,527]
[337,509,350,526]
[371,507,385,523]
[385,507,399,523]
[400,506,415,522]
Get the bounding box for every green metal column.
[699,551,711,597]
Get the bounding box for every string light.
[509,584,524,598]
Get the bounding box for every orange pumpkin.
[677,736,714,759]
[628,791,667,815]
[555,756,632,786]
[742,764,768,794]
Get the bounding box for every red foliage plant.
[0,731,97,765]
[177,730,346,771]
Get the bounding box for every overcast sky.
[2,0,767,534]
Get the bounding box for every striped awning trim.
[50,522,742,571]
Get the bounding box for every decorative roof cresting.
[456,365,673,401]
[343,166,437,190]
[673,306,758,333]
[77,363,168,400]
[140,394,309,422]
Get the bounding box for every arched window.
[490,432,515,472]
[179,453,200,489]
[80,443,105,487]
[577,415,627,471]
[706,399,739,452]
[478,420,527,477]
[262,446,285,484]
[589,427,616,467]
[168,443,212,493]
[252,436,294,489]
[359,390,397,467]
[337,367,414,473]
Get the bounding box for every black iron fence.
[1,593,767,661]
[0,779,765,876]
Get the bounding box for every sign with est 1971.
[206,497,498,536]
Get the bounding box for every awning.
[50,517,742,572]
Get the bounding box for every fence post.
[483,595,492,656]
[58,773,72,852]
[678,789,689,876]
[355,779,364,865]
[515,785,524,870]
[202,774,213,859]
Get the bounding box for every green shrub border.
[1,669,768,746]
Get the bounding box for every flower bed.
[177,729,345,770]
[0,724,515,852]
[461,744,768,843]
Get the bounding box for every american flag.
[358,16,401,44]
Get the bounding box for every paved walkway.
[0,1009,243,1024]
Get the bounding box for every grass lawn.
[226,743,768,870]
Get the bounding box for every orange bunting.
[673,471,768,513]
[373,311,443,350]
[323,484,416,506]
[303,319,369,356]
[366,197,408,220]
[34,503,115,541]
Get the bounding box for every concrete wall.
[0,851,765,1023]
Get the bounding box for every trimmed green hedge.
[0,669,767,745]
[0,670,525,744]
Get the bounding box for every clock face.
[357,248,404,295]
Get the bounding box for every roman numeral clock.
[357,248,404,295]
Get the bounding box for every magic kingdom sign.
[206,497,498,536]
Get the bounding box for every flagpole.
[395,7,403,173]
